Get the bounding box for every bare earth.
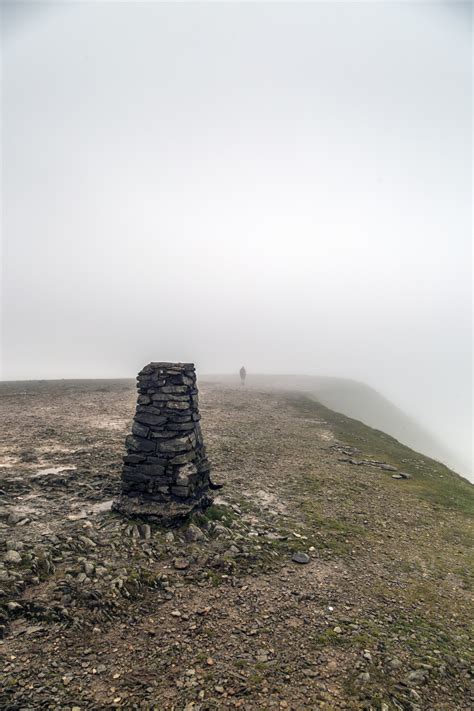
[0,380,472,710]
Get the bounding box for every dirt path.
[0,380,472,710]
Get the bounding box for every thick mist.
[1,2,472,478]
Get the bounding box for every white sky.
[1,1,472,475]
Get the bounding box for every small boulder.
[292,552,310,564]
[4,550,21,564]
[185,524,205,542]
[173,558,189,570]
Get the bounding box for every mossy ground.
[0,380,472,710]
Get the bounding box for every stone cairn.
[113,362,213,525]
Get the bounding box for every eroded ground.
[0,380,472,710]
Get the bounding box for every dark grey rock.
[165,401,191,411]
[134,412,167,427]
[292,552,310,564]
[169,452,197,465]
[157,438,192,454]
[123,453,146,465]
[171,485,190,498]
[132,422,150,438]
[167,422,196,432]
[161,385,189,394]
[137,395,151,405]
[125,435,156,453]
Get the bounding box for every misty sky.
[1,2,472,475]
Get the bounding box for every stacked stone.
[113,362,212,525]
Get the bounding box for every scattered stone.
[7,601,23,613]
[213,523,229,538]
[388,657,402,670]
[404,669,428,685]
[141,524,152,539]
[226,545,240,556]
[292,552,310,564]
[173,558,189,570]
[84,561,95,576]
[4,550,21,564]
[185,523,205,542]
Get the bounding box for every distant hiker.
[239,366,246,386]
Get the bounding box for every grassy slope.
[274,392,474,705]
[300,395,473,515]
[206,373,469,478]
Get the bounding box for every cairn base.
[112,492,213,527]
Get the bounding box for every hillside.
[205,374,468,478]
[0,379,472,710]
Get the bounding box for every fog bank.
[1,2,472,478]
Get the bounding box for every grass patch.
[291,394,474,516]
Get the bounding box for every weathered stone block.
[122,469,151,483]
[135,411,167,426]
[137,395,151,405]
[167,422,195,432]
[169,451,197,465]
[123,453,146,464]
[132,422,150,438]
[150,430,176,439]
[157,437,192,453]
[175,463,198,486]
[145,455,169,466]
[165,401,190,411]
[161,385,189,394]
[171,485,190,498]
[168,414,193,423]
[125,435,156,453]
[130,463,166,477]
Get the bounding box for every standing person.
[239,366,246,386]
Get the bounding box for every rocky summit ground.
[0,379,472,711]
